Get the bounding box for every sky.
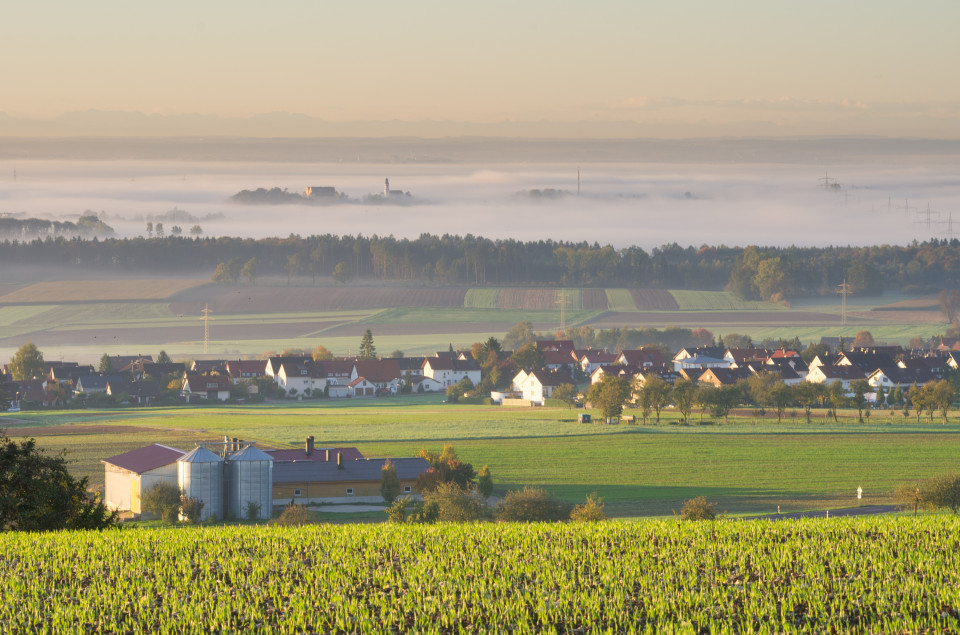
[3,1,960,137]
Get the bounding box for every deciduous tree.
[10,342,44,381]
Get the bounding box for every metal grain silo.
[225,444,274,520]
[177,446,224,522]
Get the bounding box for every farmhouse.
[102,436,429,518]
[515,369,573,404]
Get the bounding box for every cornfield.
[2,518,958,632]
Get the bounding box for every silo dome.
[177,446,224,522]
[225,445,274,521]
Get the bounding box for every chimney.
[305,436,314,456]
[232,437,238,452]
[325,449,331,462]
[337,452,343,469]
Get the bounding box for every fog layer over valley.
[2,159,960,250]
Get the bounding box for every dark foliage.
[0,433,118,531]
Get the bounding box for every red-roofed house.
[226,359,268,383]
[348,377,377,397]
[578,350,618,375]
[616,348,666,368]
[102,444,185,517]
[181,374,231,402]
[351,360,403,394]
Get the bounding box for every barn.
[102,444,185,519]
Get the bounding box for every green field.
[669,290,780,311]
[6,399,960,517]
[463,288,499,308]
[3,518,960,632]
[605,288,638,311]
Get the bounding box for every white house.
[422,357,482,387]
[516,370,573,405]
[805,365,866,389]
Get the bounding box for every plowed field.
[581,289,609,310]
[170,285,468,314]
[630,288,680,310]
[496,288,558,310]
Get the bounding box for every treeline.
[2,232,960,295]
[0,214,114,241]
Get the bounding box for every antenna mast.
[201,303,213,354]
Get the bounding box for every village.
[6,334,960,411]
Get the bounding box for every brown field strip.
[0,279,205,303]
[170,285,467,314]
[580,289,609,310]
[630,289,680,310]
[496,288,558,310]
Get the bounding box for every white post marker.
[857,486,863,500]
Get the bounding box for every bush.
[570,493,606,522]
[386,496,413,523]
[477,465,493,498]
[425,482,488,522]
[680,496,718,521]
[496,486,571,522]
[269,503,312,526]
[244,500,262,521]
[142,481,181,524]
[921,473,960,514]
[179,495,205,524]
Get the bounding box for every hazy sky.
[3,1,959,137]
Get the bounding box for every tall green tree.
[10,342,45,381]
[672,378,697,422]
[0,433,118,531]
[639,375,671,424]
[156,350,172,364]
[98,353,113,374]
[380,460,401,504]
[585,375,632,420]
[240,257,258,284]
[510,343,545,371]
[359,329,377,361]
[332,261,352,285]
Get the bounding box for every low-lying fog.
[2,160,960,249]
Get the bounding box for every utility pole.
[835,280,853,327]
[201,303,213,354]
[557,288,567,332]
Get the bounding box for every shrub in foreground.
[570,493,607,522]
[496,486,571,522]
[680,496,718,521]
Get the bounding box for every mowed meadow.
[5,397,960,517]
[0,268,947,363]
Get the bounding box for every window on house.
[294,489,302,497]
[404,486,412,493]
[346,488,354,496]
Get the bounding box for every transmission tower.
[913,203,939,230]
[818,171,838,190]
[201,303,213,354]
[556,288,568,332]
[835,280,853,327]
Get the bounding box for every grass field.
[463,288,499,308]
[0,278,204,303]
[6,399,960,517]
[604,288,638,311]
[669,289,779,311]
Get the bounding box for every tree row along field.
[3,518,959,632]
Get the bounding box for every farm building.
[102,436,428,519]
[102,444,185,519]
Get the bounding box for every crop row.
[2,517,959,633]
